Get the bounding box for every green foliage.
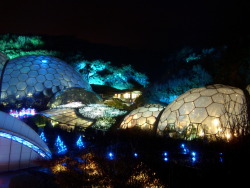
[93,116,116,130]
[73,59,149,90]
[0,34,60,59]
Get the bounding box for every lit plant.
[93,116,116,130]
[55,136,67,155]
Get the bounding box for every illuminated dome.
[120,104,165,130]
[0,55,92,108]
[0,111,51,172]
[47,87,102,108]
[158,84,248,141]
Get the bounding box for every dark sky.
[1,0,249,51]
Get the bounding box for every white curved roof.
[0,111,51,158]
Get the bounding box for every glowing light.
[78,104,126,119]
[225,132,231,140]
[40,132,47,142]
[76,136,85,149]
[191,152,196,157]
[42,60,47,63]
[163,157,168,162]
[134,153,138,157]
[124,93,131,99]
[9,108,36,118]
[55,136,67,155]
[181,144,185,149]
[163,152,168,156]
[219,153,223,162]
[0,132,51,159]
[212,118,220,126]
[54,102,85,109]
[192,157,196,162]
[108,152,114,160]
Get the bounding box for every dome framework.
[0,54,92,108]
[158,84,248,141]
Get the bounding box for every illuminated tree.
[40,132,47,142]
[73,60,149,89]
[55,136,67,155]
[76,136,85,149]
[0,34,59,59]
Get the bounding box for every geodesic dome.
[0,111,51,172]
[47,87,102,109]
[0,55,92,108]
[158,84,248,141]
[120,104,165,130]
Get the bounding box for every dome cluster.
[0,54,92,108]
[120,85,249,141]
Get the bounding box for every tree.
[76,136,85,149]
[55,136,67,155]
[40,132,47,143]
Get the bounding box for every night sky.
[1,0,249,52]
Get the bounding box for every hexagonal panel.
[171,100,184,111]
[133,112,142,119]
[26,78,37,86]
[16,82,27,90]
[44,80,53,88]
[184,93,200,102]
[28,71,38,78]
[9,78,19,86]
[217,88,234,95]
[194,96,212,107]
[207,103,225,117]
[20,67,30,74]
[200,89,217,96]
[18,74,29,81]
[179,102,195,115]
[189,108,208,123]
[212,93,225,104]
[142,111,153,118]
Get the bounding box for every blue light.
[219,157,223,163]
[181,144,185,148]
[192,157,196,162]
[183,148,189,154]
[191,152,196,157]
[76,136,85,149]
[134,153,138,157]
[108,152,114,160]
[164,157,168,162]
[55,136,67,155]
[219,153,223,163]
[42,60,47,63]
[0,132,51,159]
[40,132,47,142]
[163,152,168,156]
